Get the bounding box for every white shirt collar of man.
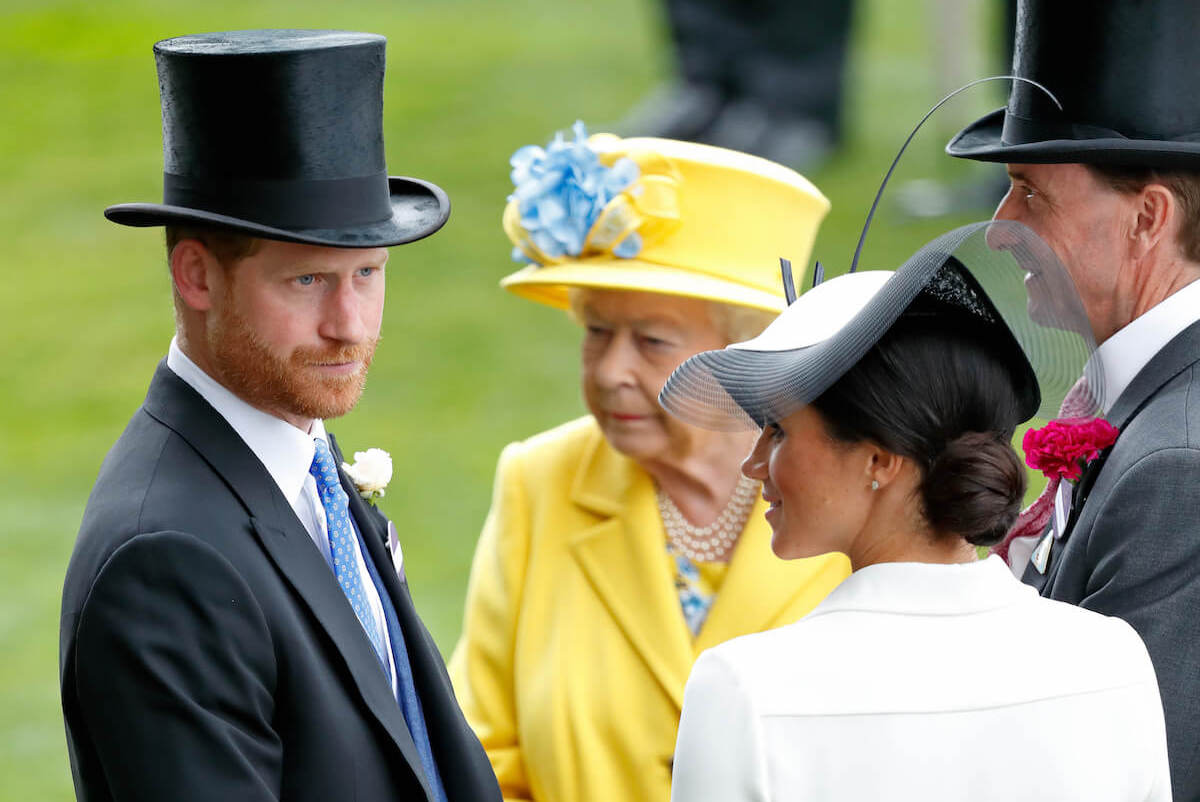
[167,337,324,507]
[1092,277,1200,415]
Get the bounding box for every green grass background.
[0,1,1026,797]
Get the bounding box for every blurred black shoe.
[702,99,836,172]
[614,82,726,141]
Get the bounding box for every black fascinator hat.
[659,221,1105,431]
[947,0,1200,168]
[105,30,450,247]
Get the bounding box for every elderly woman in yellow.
[449,123,850,802]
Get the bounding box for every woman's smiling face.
[741,405,876,560]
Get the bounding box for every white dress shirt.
[1028,278,1200,571]
[167,338,398,695]
[671,557,1170,801]
[1093,277,1200,418]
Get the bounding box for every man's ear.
[1130,182,1177,261]
[170,239,221,312]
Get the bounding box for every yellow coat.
[449,417,850,802]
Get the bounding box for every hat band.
[163,171,394,229]
[1001,113,1200,146]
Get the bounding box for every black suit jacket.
[1025,320,1200,801]
[60,362,501,802]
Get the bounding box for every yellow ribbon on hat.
[503,138,683,266]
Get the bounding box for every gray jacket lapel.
[1028,320,1200,591]
[1108,319,1200,430]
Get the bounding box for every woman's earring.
[870,480,880,491]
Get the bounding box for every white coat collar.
[805,555,1032,618]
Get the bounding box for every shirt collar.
[1093,277,1200,415]
[804,555,1033,618]
[167,337,326,506]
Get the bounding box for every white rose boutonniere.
[342,448,392,503]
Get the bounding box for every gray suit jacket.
[1025,319,1200,801]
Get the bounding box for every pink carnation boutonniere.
[1022,417,1120,482]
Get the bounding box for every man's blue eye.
[297,275,315,286]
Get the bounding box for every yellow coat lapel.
[566,426,849,708]
[568,431,695,710]
[696,511,850,652]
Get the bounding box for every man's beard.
[209,304,376,424]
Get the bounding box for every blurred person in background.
[449,124,850,802]
[618,0,854,171]
[616,0,1020,216]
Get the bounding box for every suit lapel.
[1035,320,1200,590]
[329,435,440,703]
[142,364,427,779]
[1030,451,1110,591]
[334,435,498,802]
[330,434,391,557]
[1107,319,1200,431]
[144,362,293,525]
[567,433,694,710]
[1064,445,1113,534]
[248,516,430,785]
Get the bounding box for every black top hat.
[105,30,450,247]
[947,0,1200,169]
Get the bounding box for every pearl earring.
[870,480,880,491]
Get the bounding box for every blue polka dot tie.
[310,437,390,677]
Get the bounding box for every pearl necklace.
[657,474,759,563]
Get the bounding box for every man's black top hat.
[105,30,450,247]
[947,0,1200,169]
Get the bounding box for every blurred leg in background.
[894,0,1017,218]
[619,0,854,172]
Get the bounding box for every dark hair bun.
[922,431,1026,547]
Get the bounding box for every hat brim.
[661,221,1098,432]
[660,271,900,431]
[103,176,450,248]
[947,109,1200,169]
[660,263,940,432]
[500,257,786,314]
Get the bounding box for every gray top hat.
[105,30,450,247]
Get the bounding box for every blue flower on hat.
[508,121,641,264]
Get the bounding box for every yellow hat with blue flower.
[500,123,830,313]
